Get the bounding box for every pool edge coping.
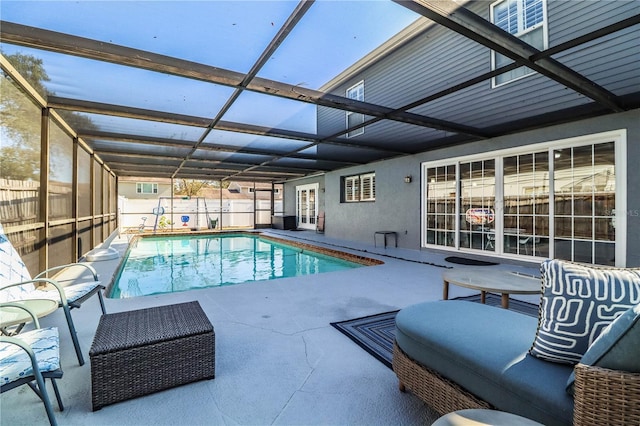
[104,230,383,298]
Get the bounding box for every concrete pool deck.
[1,229,540,426]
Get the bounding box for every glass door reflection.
[459,160,495,252]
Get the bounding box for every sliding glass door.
[553,142,616,265]
[459,160,496,253]
[425,165,456,247]
[421,132,624,266]
[503,151,549,257]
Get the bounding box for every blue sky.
[1,1,419,135]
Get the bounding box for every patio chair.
[1,303,64,426]
[316,211,325,234]
[0,223,106,365]
[518,236,541,255]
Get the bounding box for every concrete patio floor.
[1,230,541,426]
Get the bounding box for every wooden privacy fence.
[0,178,74,226]
[0,178,40,254]
[0,178,39,228]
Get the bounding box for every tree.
[1,51,99,180]
[3,52,50,96]
[174,179,210,197]
[0,52,49,180]
[173,179,231,196]
[0,145,40,180]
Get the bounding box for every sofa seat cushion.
[395,301,574,426]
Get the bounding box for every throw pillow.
[566,303,640,394]
[529,259,640,364]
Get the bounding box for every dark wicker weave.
[89,301,215,411]
[573,363,640,426]
[394,341,640,425]
[392,342,492,415]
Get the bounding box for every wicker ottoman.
[89,301,215,410]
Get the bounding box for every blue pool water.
[110,234,364,298]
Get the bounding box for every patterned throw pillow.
[566,303,640,394]
[529,259,640,364]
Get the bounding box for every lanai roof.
[1,1,638,183]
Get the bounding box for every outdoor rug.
[331,310,399,369]
[444,256,499,266]
[331,294,539,369]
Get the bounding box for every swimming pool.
[109,233,377,298]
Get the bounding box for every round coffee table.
[0,299,59,334]
[442,268,540,309]
[433,409,543,426]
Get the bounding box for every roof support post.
[39,107,50,273]
[72,137,79,261]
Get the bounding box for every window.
[346,81,364,138]
[553,143,616,265]
[503,151,549,257]
[459,160,496,252]
[425,165,457,247]
[343,172,375,202]
[136,182,158,194]
[491,0,547,86]
[421,130,625,266]
[361,173,375,201]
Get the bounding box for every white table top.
[433,409,544,426]
[442,268,541,295]
[0,299,59,328]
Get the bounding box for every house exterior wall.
[311,109,639,266]
[317,0,639,147]
[118,181,172,199]
[306,0,639,266]
[282,175,326,217]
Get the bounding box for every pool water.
[110,234,364,298]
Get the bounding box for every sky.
[0,1,419,137]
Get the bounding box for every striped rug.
[330,294,538,369]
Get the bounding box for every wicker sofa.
[393,259,640,425]
[393,283,640,425]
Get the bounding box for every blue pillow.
[566,303,640,394]
[530,259,640,364]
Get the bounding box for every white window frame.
[344,172,375,202]
[490,0,548,87]
[346,80,365,138]
[136,182,158,194]
[421,130,627,266]
[344,175,360,202]
[360,172,376,201]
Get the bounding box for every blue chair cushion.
[0,222,36,301]
[36,281,103,305]
[530,259,640,364]
[566,303,640,394]
[395,301,573,426]
[0,221,102,305]
[0,327,60,386]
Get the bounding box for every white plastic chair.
[0,223,106,365]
